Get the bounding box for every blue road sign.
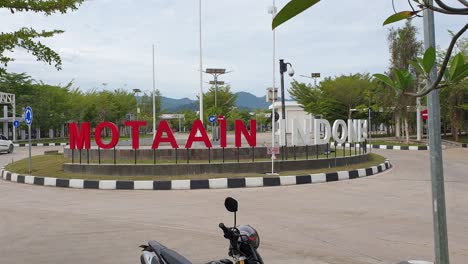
[13,120,20,127]
[208,115,216,123]
[25,106,33,126]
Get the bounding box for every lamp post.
[300,73,321,87]
[152,44,157,138]
[279,59,294,160]
[205,68,227,111]
[268,1,278,173]
[205,68,227,141]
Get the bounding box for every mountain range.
[161,92,273,112]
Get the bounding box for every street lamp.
[300,72,321,87]
[204,68,228,142]
[205,68,227,111]
[279,59,294,160]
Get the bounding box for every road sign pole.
[423,2,450,263]
[28,125,32,175]
[25,106,33,175]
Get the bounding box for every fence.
[64,141,368,165]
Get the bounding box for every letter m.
[69,122,91,150]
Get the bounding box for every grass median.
[5,153,386,181]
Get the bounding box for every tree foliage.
[0,72,137,137]
[274,0,467,97]
[289,74,374,121]
[0,0,84,74]
[203,84,237,119]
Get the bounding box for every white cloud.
[2,0,466,99]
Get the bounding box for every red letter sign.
[185,120,212,148]
[125,121,147,149]
[69,122,91,150]
[235,120,256,147]
[95,122,119,149]
[219,119,227,148]
[152,121,179,149]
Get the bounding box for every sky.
[3,0,467,99]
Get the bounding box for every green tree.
[273,0,467,97]
[289,74,372,121]
[439,37,468,141]
[203,85,237,120]
[387,21,423,142]
[0,0,83,74]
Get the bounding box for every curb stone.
[0,160,391,191]
[335,143,428,151]
[14,143,68,147]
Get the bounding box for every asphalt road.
[0,146,467,264]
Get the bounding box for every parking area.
[0,147,467,264]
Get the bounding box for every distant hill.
[161,97,197,111]
[161,92,271,112]
[234,92,270,110]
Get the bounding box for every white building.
[269,101,316,145]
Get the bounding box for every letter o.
[95,122,119,149]
[332,120,348,144]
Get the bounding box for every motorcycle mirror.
[224,197,238,213]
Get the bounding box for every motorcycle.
[140,197,264,264]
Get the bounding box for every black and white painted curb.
[0,160,391,190]
[371,144,428,150]
[335,143,428,151]
[14,142,68,147]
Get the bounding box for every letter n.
[235,120,256,147]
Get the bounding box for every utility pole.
[152,44,157,138]
[279,59,294,160]
[199,0,204,124]
[423,1,450,263]
[268,0,277,174]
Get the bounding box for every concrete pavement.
[0,147,467,263]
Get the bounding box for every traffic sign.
[208,115,216,123]
[422,109,428,121]
[13,120,20,127]
[267,147,280,155]
[218,115,225,121]
[25,106,33,126]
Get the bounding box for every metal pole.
[199,0,204,124]
[423,2,450,264]
[28,125,31,174]
[279,59,287,160]
[12,97,16,142]
[214,74,218,141]
[271,0,277,174]
[152,44,157,138]
[214,74,218,109]
[417,97,422,141]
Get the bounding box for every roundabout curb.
[334,143,428,150]
[14,142,68,147]
[1,160,391,191]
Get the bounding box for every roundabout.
[0,146,467,263]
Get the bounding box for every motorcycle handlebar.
[219,223,228,233]
[219,223,240,257]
